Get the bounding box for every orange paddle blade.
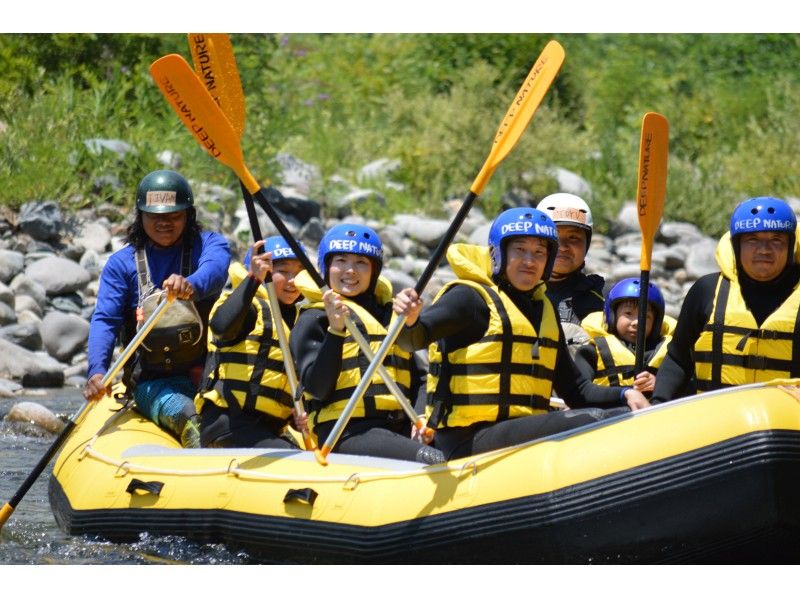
[187,33,246,139]
[636,112,669,271]
[471,39,565,195]
[149,54,260,194]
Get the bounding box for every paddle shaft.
[634,269,651,373]
[0,296,173,529]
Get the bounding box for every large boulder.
[40,311,90,363]
[0,249,25,284]
[0,338,64,387]
[18,200,63,242]
[24,256,91,296]
[6,401,65,434]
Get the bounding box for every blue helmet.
[243,236,303,269]
[604,277,665,342]
[488,207,559,279]
[317,223,383,280]
[730,196,796,263]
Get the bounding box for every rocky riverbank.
[0,148,756,430]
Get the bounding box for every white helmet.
[537,193,593,247]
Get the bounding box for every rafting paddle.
[187,34,313,449]
[0,295,174,530]
[149,53,422,463]
[634,112,668,374]
[320,40,565,460]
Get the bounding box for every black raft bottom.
[49,430,800,564]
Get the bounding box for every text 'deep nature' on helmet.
[135,170,194,214]
[537,193,593,248]
[730,196,797,264]
[604,277,665,342]
[488,207,559,280]
[317,223,384,280]
[243,236,304,269]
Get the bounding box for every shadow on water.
[0,387,254,565]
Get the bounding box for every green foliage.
[1,33,800,238]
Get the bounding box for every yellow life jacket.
[293,270,413,429]
[195,262,294,422]
[580,310,676,387]
[426,244,560,429]
[694,231,800,390]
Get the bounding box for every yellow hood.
[581,309,677,339]
[228,261,269,301]
[716,224,800,280]
[446,243,548,300]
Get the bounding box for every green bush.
[1,33,800,238]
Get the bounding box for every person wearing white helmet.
[537,193,605,325]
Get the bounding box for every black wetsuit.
[652,265,800,403]
[199,275,300,449]
[291,292,440,463]
[396,279,629,459]
[545,269,605,324]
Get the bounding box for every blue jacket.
[87,230,231,380]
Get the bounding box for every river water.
[0,387,252,565]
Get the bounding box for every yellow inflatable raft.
[49,380,800,563]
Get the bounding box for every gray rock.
[6,401,65,434]
[0,249,25,283]
[74,221,111,253]
[358,158,401,182]
[275,153,321,196]
[298,217,327,245]
[24,256,91,296]
[16,310,42,325]
[659,221,706,245]
[0,378,22,397]
[685,238,720,280]
[381,268,416,295]
[40,311,90,363]
[0,322,42,351]
[18,200,63,241]
[0,302,16,326]
[79,249,105,279]
[84,138,134,159]
[467,222,491,246]
[156,150,181,169]
[10,274,47,305]
[332,188,386,218]
[14,294,42,318]
[49,293,84,314]
[613,202,642,235]
[393,215,451,248]
[0,338,64,387]
[0,281,13,307]
[547,166,593,198]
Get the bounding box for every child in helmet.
[574,278,676,395]
[393,208,649,460]
[195,236,309,448]
[289,223,444,464]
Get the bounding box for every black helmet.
[135,170,194,214]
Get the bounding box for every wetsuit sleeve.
[651,274,718,402]
[552,326,627,408]
[208,276,261,342]
[290,308,344,403]
[396,284,490,352]
[87,252,132,379]
[187,231,231,300]
[573,344,599,384]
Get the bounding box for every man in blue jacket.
[84,170,230,447]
